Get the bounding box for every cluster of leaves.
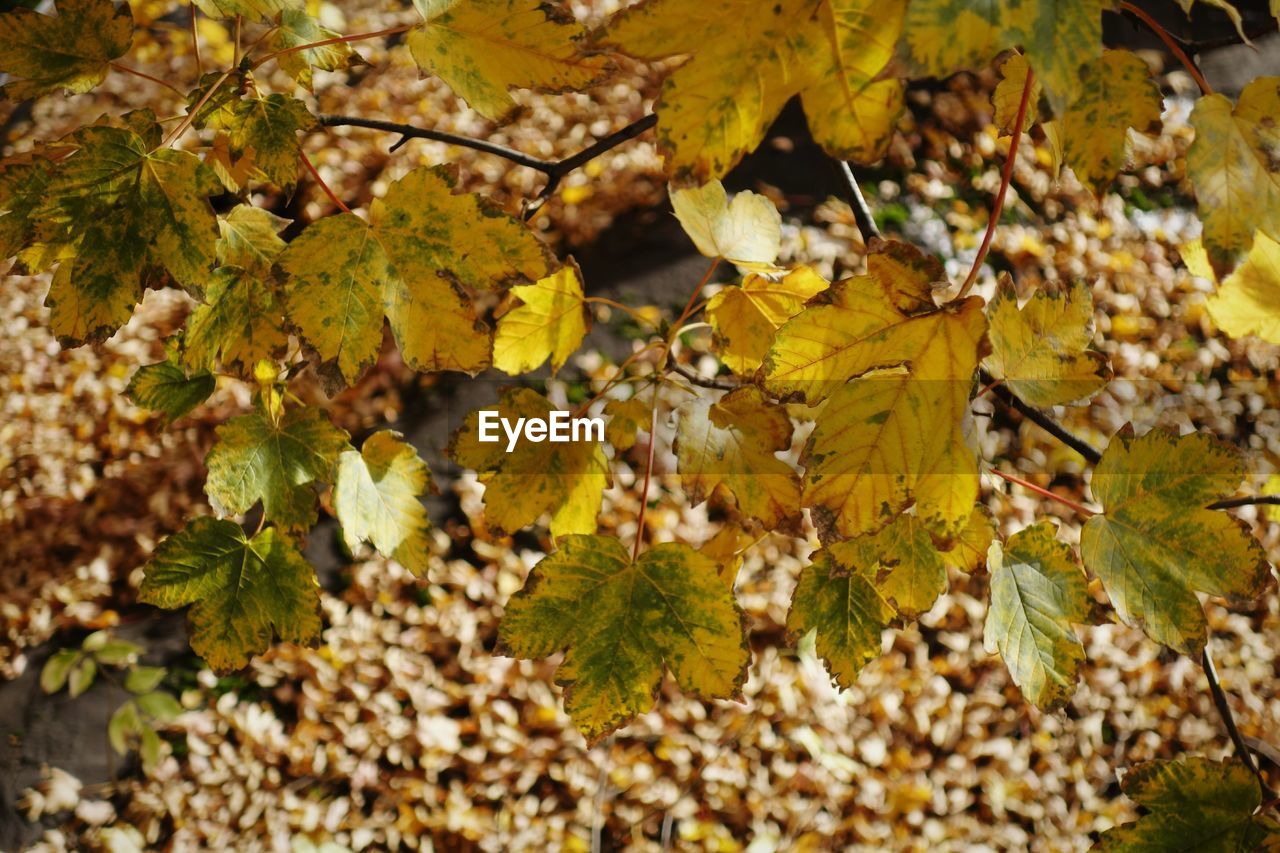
[41,631,183,772]
[4,0,1280,842]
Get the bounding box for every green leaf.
[108,701,139,755]
[983,521,1090,711]
[334,431,433,576]
[40,649,80,694]
[216,205,290,273]
[139,517,322,673]
[279,165,551,385]
[0,154,55,262]
[126,360,216,424]
[226,95,316,191]
[190,0,302,23]
[125,666,167,694]
[1060,50,1163,194]
[204,405,350,532]
[1095,757,1279,850]
[68,656,96,698]
[91,639,143,666]
[499,535,750,742]
[135,691,182,721]
[183,266,289,374]
[1080,427,1270,655]
[0,0,133,101]
[139,725,164,771]
[267,10,364,91]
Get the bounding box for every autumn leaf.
[139,517,321,673]
[0,155,54,263]
[983,521,1089,711]
[499,534,749,742]
[126,360,216,424]
[1177,0,1250,43]
[204,405,350,533]
[993,52,1044,135]
[407,0,609,121]
[493,262,590,375]
[451,388,607,538]
[603,0,904,182]
[984,277,1110,407]
[1188,77,1280,275]
[706,266,829,375]
[190,0,301,23]
[674,387,803,532]
[215,205,289,273]
[185,267,289,374]
[670,180,781,271]
[0,0,133,101]
[1080,427,1271,655]
[1096,757,1279,850]
[188,88,316,191]
[279,165,550,385]
[1205,229,1280,344]
[939,505,996,573]
[604,396,650,452]
[334,431,433,576]
[1060,50,1162,193]
[268,9,365,91]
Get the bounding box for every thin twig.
[669,361,738,391]
[979,369,1103,464]
[633,385,661,561]
[109,62,184,96]
[836,160,881,241]
[584,296,658,328]
[1207,495,1280,510]
[957,66,1034,300]
[232,14,242,68]
[1119,1,1214,95]
[190,6,203,77]
[251,23,413,71]
[988,467,1098,517]
[162,66,234,147]
[1202,645,1275,797]
[300,151,351,214]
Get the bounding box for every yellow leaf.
[499,535,750,742]
[669,179,781,271]
[1188,78,1280,275]
[604,397,649,452]
[604,0,904,182]
[984,277,1111,407]
[268,9,365,91]
[183,266,289,374]
[706,266,829,375]
[0,0,133,101]
[699,526,758,589]
[408,0,609,121]
[939,505,996,573]
[334,431,433,576]
[493,262,589,375]
[1205,229,1280,344]
[1060,50,1162,193]
[451,388,607,538]
[993,53,1041,135]
[674,387,803,532]
[191,0,301,22]
[1179,237,1217,282]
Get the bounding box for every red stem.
[1119,1,1213,95]
[989,467,1097,518]
[632,388,660,561]
[300,151,352,214]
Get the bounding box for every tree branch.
[669,361,738,391]
[979,369,1103,464]
[1118,1,1214,96]
[835,160,881,242]
[1202,645,1275,798]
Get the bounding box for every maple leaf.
[1188,77,1280,275]
[992,52,1044,136]
[184,266,290,374]
[707,267,829,376]
[670,180,782,272]
[0,0,133,101]
[139,517,321,673]
[188,85,316,191]
[451,388,607,538]
[268,9,365,91]
[190,0,301,23]
[984,277,1110,407]
[603,0,904,182]
[334,431,433,576]
[674,387,803,532]
[215,205,289,273]
[1096,757,1280,850]
[493,262,590,375]
[1080,427,1271,655]
[126,360,216,424]
[604,397,649,452]
[1205,229,1280,344]
[787,515,946,688]
[498,534,750,742]
[407,0,609,121]
[279,165,550,385]
[983,521,1089,711]
[204,405,350,533]
[0,155,54,264]
[1061,50,1163,193]
[939,505,997,573]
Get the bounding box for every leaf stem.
[979,368,1103,464]
[1202,645,1275,797]
[633,383,661,561]
[835,160,881,242]
[669,259,720,347]
[573,342,664,419]
[300,151,352,214]
[162,65,234,147]
[988,466,1097,517]
[110,62,183,96]
[957,66,1033,300]
[1119,1,1214,96]
[191,6,203,77]
[233,14,242,68]
[584,296,657,328]
[251,24,414,71]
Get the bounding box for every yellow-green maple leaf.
[493,262,589,375]
[1096,757,1279,851]
[1188,77,1280,275]
[1060,50,1162,193]
[126,360,216,424]
[603,0,904,182]
[334,431,433,576]
[0,0,133,101]
[787,514,946,688]
[279,165,550,385]
[706,266,829,375]
[983,521,1089,711]
[674,387,803,532]
[1205,229,1280,343]
[499,534,749,742]
[670,180,782,271]
[0,155,54,263]
[940,505,997,573]
[451,388,607,538]
[1080,427,1270,655]
[407,0,609,121]
[204,405,350,533]
[187,86,316,191]
[184,266,290,374]
[191,0,301,23]
[268,9,365,91]
[215,205,289,273]
[604,396,649,452]
[139,517,321,673]
[984,277,1110,407]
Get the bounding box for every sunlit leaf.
[1205,229,1280,344]
[706,267,829,375]
[268,9,365,91]
[334,431,433,576]
[670,180,781,271]
[190,0,301,23]
[493,262,590,375]
[1060,50,1162,193]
